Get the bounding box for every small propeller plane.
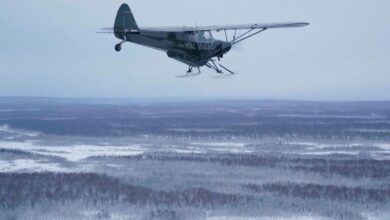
[100,3,309,78]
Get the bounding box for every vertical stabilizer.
[114,4,139,39]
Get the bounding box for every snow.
[191,142,247,148]
[207,216,329,220]
[0,159,69,173]
[295,151,361,156]
[0,124,40,138]
[0,139,256,164]
[377,144,390,150]
[277,114,386,119]
[0,141,145,161]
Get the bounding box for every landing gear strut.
[187,66,193,73]
[115,35,127,52]
[206,59,236,78]
[176,66,201,78]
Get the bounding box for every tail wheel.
[115,44,122,52]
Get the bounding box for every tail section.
[114,3,139,39]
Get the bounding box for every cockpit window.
[192,31,214,43]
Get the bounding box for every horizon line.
[1,96,390,103]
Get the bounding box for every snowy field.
[0,98,389,219]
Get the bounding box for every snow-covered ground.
[1,99,389,220]
[1,137,389,172]
[0,159,69,173]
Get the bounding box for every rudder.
[114,4,139,39]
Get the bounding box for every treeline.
[124,153,279,167]
[290,158,390,178]
[2,102,390,139]
[247,182,390,203]
[0,173,239,209]
[103,153,390,179]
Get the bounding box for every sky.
[0,0,389,101]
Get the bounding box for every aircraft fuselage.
[121,31,232,67]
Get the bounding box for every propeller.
[231,43,243,52]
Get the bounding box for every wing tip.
[282,22,310,28]
[300,22,310,27]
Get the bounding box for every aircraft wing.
[140,22,309,32]
[99,22,309,33]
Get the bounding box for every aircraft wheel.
[115,44,122,52]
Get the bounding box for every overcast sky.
[0,0,389,100]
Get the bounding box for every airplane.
[100,3,309,78]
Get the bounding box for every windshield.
[192,31,214,43]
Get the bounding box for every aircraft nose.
[221,43,232,54]
[214,43,231,59]
[225,44,232,52]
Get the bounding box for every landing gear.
[115,36,127,52]
[206,59,236,78]
[176,62,235,78]
[187,66,193,73]
[115,43,122,52]
[176,66,201,78]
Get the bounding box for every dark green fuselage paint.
[119,31,231,67]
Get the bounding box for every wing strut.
[231,28,267,45]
